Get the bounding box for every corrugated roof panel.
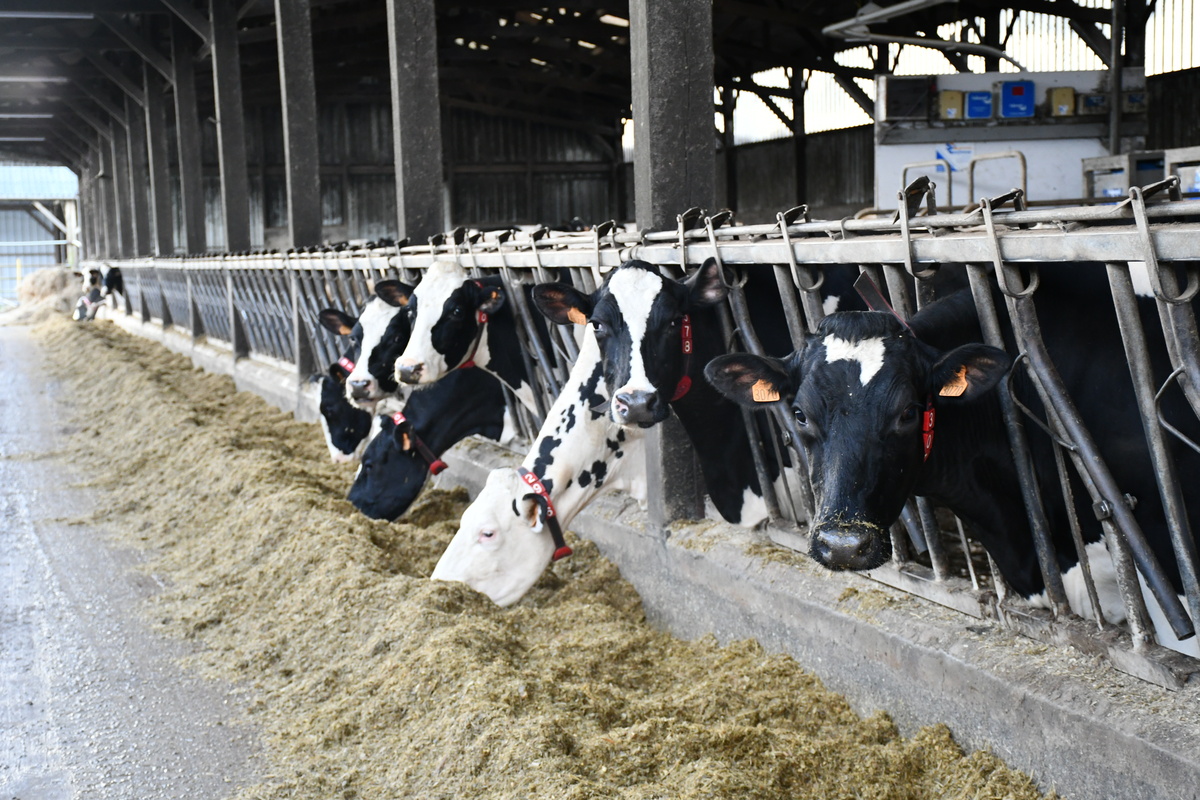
[0,165,78,200]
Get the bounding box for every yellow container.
[937,90,964,120]
[1048,86,1075,117]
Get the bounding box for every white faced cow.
[707,268,1200,657]
[533,259,786,527]
[393,259,538,412]
[431,328,646,606]
[318,279,412,410]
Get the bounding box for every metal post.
[226,265,249,360]
[143,61,175,255]
[629,0,715,528]
[124,92,152,255]
[385,0,445,241]
[1108,0,1124,155]
[170,17,207,254]
[274,0,322,249]
[791,68,807,206]
[721,83,737,210]
[109,117,134,257]
[210,0,252,252]
[98,144,119,259]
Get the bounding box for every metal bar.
[209,0,252,252]
[160,0,211,41]
[97,12,174,81]
[142,60,173,255]
[124,92,151,256]
[274,0,321,248]
[169,16,205,254]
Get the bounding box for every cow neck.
[391,412,448,475]
[853,273,936,462]
[517,466,573,561]
[669,314,694,401]
[457,281,490,370]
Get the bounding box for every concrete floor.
[0,325,261,800]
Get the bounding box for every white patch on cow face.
[319,414,365,463]
[431,468,554,607]
[822,294,841,316]
[823,335,886,386]
[396,260,468,385]
[606,268,664,405]
[345,296,400,408]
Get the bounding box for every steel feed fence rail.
[90,181,1200,689]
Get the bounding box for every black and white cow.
[316,352,373,463]
[348,366,509,520]
[393,260,539,412]
[432,328,647,606]
[533,258,789,526]
[706,265,1200,656]
[317,279,413,409]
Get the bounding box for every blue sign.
[965,91,993,119]
[1000,80,1035,118]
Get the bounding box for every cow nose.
[810,524,886,571]
[613,390,659,425]
[396,361,424,384]
[349,379,372,399]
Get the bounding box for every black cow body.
[708,266,1200,637]
[349,367,507,519]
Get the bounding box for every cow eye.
[450,306,465,319]
[591,320,606,337]
[793,407,807,426]
[899,404,921,424]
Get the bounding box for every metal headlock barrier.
[93,176,1200,689]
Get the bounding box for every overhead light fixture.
[0,113,54,119]
[0,76,70,84]
[0,136,46,141]
[0,12,92,19]
[599,14,629,27]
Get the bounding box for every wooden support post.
[124,92,152,255]
[385,0,445,241]
[170,17,207,254]
[629,0,715,527]
[274,0,322,248]
[143,61,175,255]
[210,0,252,252]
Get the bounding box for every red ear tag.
[337,357,356,372]
[670,375,692,402]
[391,412,407,426]
[428,458,448,475]
[922,399,935,462]
[477,311,488,325]
[552,545,573,561]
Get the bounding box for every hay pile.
[1,267,81,325]
[36,315,1053,800]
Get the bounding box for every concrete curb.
[108,313,1200,800]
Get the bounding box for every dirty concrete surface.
[0,324,260,800]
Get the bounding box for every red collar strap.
[337,356,356,372]
[669,314,693,401]
[391,412,448,475]
[922,394,935,462]
[457,281,489,370]
[517,467,572,561]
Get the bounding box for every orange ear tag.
[751,379,781,403]
[567,308,587,325]
[400,433,412,451]
[940,366,969,397]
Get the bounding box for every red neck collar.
[517,467,572,561]
[391,412,447,474]
[670,314,693,401]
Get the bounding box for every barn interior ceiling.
[0,0,1139,167]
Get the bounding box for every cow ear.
[533,282,593,325]
[930,344,1011,402]
[705,353,795,407]
[319,308,356,336]
[518,494,544,531]
[685,257,730,308]
[374,280,412,307]
[476,283,506,315]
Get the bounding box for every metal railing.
[91,179,1200,689]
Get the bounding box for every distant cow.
[706,266,1200,655]
[318,279,413,409]
[316,351,373,463]
[393,259,541,413]
[432,328,647,606]
[348,366,508,520]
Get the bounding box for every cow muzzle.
[395,360,425,385]
[348,378,375,400]
[612,389,663,427]
[810,522,890,571]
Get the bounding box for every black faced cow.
[348,366,509,520]
[316,352,373,463]
[532,259,787,526]
[318,279,413,409]
[393,260,539,413]
[706,266,1200,656]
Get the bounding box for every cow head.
[705,311,1009,572]
[394,260,506,386]
[318,279,412,408]
[533,259,726,426]
[317,360,372,463]
[431,468,554,607]
[347,415,434,520]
